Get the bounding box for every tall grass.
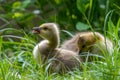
[0,17,120,80]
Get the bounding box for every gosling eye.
[82,45,86,48]
[43,27,48,30]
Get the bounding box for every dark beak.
[32,27,40,34]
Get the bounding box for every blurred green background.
[0,0,119,33]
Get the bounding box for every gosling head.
[32,23,59,41]
[77,32,101,52]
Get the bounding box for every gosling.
[33,23,81,73]
[61,32,113,61]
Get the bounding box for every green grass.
[0,19,120,80]
[0,0,120,79]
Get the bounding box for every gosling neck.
[48,32,60,49]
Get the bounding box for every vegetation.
[0,0,120,80]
